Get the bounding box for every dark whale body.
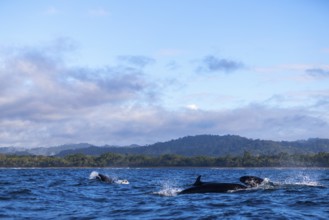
[96,173,114,183]
[179,175,265,194]
[239,175,265,187]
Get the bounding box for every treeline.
[1,152,329,167]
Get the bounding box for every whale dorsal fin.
[193,175,203,186]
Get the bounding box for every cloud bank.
[0,42,328,147]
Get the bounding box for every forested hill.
[55,135,329,157]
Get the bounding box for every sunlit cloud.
[186,104,199,110]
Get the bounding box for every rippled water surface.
[1,168,328,219]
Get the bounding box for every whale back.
[97,173,113,183]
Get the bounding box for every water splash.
[242,177,276,191]
[89,171,99,180]
[153,181,182,196]
[283,174,320,187]
[154,187,182,197]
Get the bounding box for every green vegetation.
[1,152,329,167]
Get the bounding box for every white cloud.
[0,42,158,146]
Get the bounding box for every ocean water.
[0,168,328,219]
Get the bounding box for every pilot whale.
[90,171,129,184]
[239,175,265,187]
[96,173,114,183]
[179,175,265,194]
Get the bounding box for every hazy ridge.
[2,135,329,157]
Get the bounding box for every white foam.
[114,179,130,184]
[154,187,181,196]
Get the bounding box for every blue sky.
[0,0,329,147]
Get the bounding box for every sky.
[0,0,329,148]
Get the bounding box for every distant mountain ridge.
[2,135,329,157]
[0,143,96,156]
